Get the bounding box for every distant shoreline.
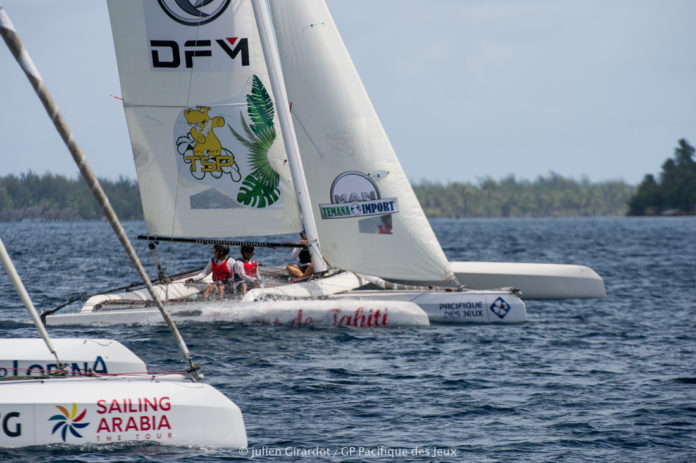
[0,171,637,220]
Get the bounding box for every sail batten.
[269,0,451,282]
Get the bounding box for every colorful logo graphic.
[175,75,282,208]
[319,171,399,219]
[177,105,241,182]
[490,297,511,319]
[158,0,231,26]
[49,403,89,442]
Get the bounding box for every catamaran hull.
[46,299,430,328]
[339,289,527,323]
[388,262,605,299]
[0,339,147,378]
[449,261,606,299]
[0,375,247,448]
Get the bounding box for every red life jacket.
[211,258,232,282]
[243,260,258,278]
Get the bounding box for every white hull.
[0,375,246,448]
[339,289,527,324]
[48,275,525,325]
[449,261,606,299]
[46,299,430,328]
[0,339,146,378]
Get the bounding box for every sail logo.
[174,76,283,209]
[49,403,89,442]
[157,0,231,26]
[320,172,399,219]
[176,105,242,182]
[151,37,249,69]
[490,297,511,319]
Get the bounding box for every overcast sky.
[1,0,694,185]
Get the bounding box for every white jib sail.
[269,0,452,283]
[107,0,301,238]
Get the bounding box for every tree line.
[413,174,634,217]
[0,171,636,221]
[628,139,696,215]
[0,172,142,221]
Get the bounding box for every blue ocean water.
[0,217,694,462]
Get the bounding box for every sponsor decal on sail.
[157,0,231,26]
[145,0,249,71]
[320,171,399,220]
[173,75,283,209]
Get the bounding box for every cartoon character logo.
[177,105,241,182]
[175,75,282,209]
[490,297,511,319]
[49,403,89,442]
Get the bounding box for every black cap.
[214,244,229,255]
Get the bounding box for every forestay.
[107,0,300,237]
[269,0,452,283]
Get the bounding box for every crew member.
[286,231,314,280]
[186,243,236,298]
[234,245,261,296]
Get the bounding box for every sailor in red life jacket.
[185,243,236,298]
[234,245,261,296]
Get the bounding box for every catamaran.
[44,0,602,327]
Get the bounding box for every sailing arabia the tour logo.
[320,171,399,219]
[157,0,231,26]
[49,403,90,442]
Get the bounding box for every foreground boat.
[0,340,247,448]
[0,237,247,449]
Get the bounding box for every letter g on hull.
[158,0,231,26]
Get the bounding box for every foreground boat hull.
[0,375,247,448]
[0,339,146,378]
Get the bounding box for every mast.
[251,0,328,273]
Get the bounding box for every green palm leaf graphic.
[246,74,274,134]
[237,174,280,208]
[228,75,281,208]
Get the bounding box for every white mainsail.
[269,0,452,283]
[108,0,300,238]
